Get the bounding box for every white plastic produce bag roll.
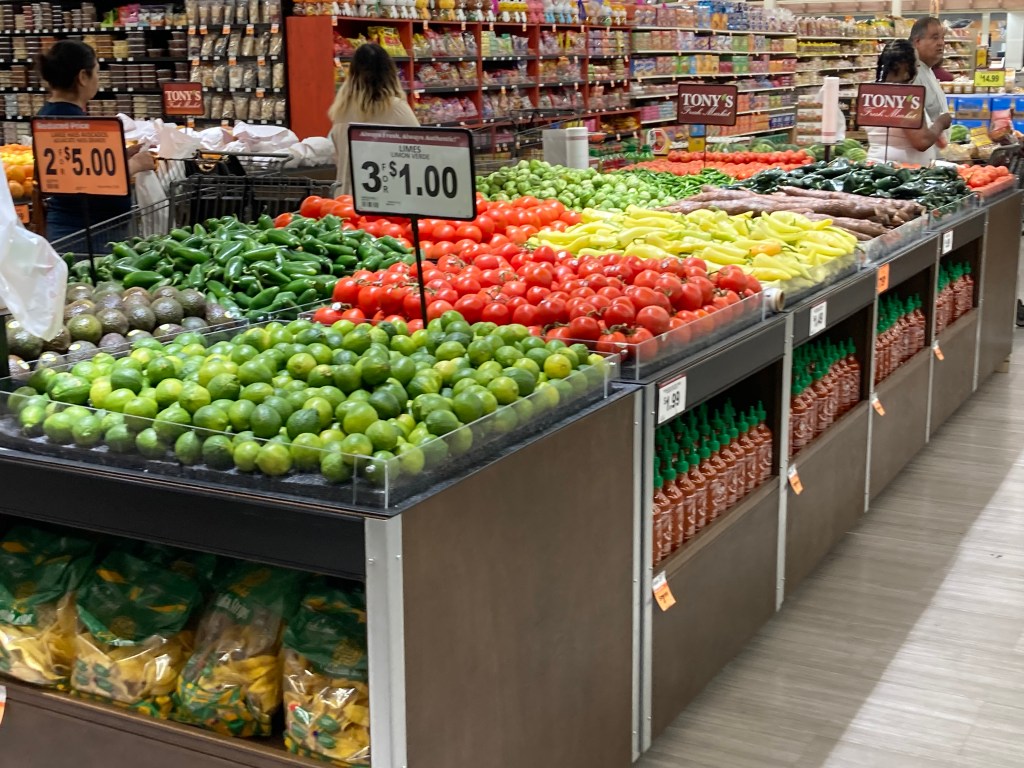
[818,77,844,145]
[564,126,590,170]
[0,160,68,340]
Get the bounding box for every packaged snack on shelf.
[0,527,96,689]
[212,33,229,58]
[241,31,256,56]
[174,563,304,738]
[71,550,208,719]
[283,583,369,766]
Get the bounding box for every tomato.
[474,215,496,240]
[507,226,531,245]
[538,297,568,324]
[403,291,426,319]
[513,195,539,209]
[453,294,485,324]
[532,245,556,263]
[455,224,482,243]
[340,307,366,322]
[567,315,602,342]
[746,276,763,294]
[380,285,408,315]
[512,303,540,326]
[597,285,623,300]
[274,212,293,227]
[424,300,452,321]
[654,274,683,306]
[313,305,343,325]
[658,257,686,277]
[501,280,527,297]
[626,285,663,309]
[584,273,609,290]
[560,210,581,225]
[629,327,655,345]
[683,257,707,272]
[676,281,703,312]
[481,302,511,324]
[474,253,501,271]
[430,241,456,259]
[689,275,714,305]
[633,269,662,289]
[522,263,554,288]
[332,277,361,305]
[717,265,748,294]
[522,285,548,304]
[578,260,604,278]
[437,254,466,274]
[603,300,636,327]
[453,275,482,295]
[299,196,323,219]
[433,223,457,242]
[597,330,627,355]
[636,306,671,335]
[506,295,528,310]
[545,326,573,342]
[357,285,385,316]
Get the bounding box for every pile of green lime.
[8,313,609,487]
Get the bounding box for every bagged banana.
[0,527,96,688]
[283,583,370,765]
[174,562,304,737]
[72,549,206,719]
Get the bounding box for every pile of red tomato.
[628,151,811,180]
[285,193,581,257]
[313,246,762,355]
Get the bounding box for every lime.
[307,364,335,388]
[488,376,520,405]
[123,396,159,432]
[290,432,323,472]
[410,393,452,422]
[153,403,192,443]
[230,343,260,365]
[105,423,134,454]
[390,357,417,386]
[320,451,353,483]
[207,373,241,401]
[193,404,230,435]
[177,381,212,414]
[475,387,499,415]
[435,341,466,361]
[227,399,256,431]
[7,387,39,415]
[550,378,574,404]
[407,370,442,398]
[543,353,573,380]
[452,391,485,423]
[100,411,125,433]
[492,345,520,368]
[286,352,317,380]
[316,385,346,410]
[366,420,400,452]
[339,433,373,465]
[534,381,560,412]
[306,343,333,366]
[424,409,460,436]
[286,389,311,412]
[396,442,425,475]
[240,382,275,404]
[526,347,551,368]
[255,442,293,477]
[18,403,47,436]
[234,440,261,472]
[342,402,379,435]
[320,428,346,447]
[153,378,184,408]
[263,395,295,421]
[251,404,284,439]
[197,359,234,388]
[360,450,395,487]
[238,360,274,386]
[136,427,168,459]
[286,408,322,440]
[446,423,474,455]
[358,357,391,387]
[415,431,449,468]
[89,378,113,410]
[175,431,203,466]
[503,366,537,396]
[110,367,144,394]
[43,412,75,444]
[491,406,519,435]
[202,435,235,470]
[555,347,579,368]
[367,390,401,420]
[304,396,335,429]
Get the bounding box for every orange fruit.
[6,166,24,184]
[8,181,24,198]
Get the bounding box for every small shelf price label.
[348,125,476,220]
[0,684,6,727]
[31,117,129,197]
[787,464,803,495]
[871,396,886,416]
[652,572,676,612]
[657,373,687,425]
[933,341,945,361]
[808,300,827,337]
[15,204,29,223]
[942,230,954,254]
[974,69,1006,89]
[876,263,890,294]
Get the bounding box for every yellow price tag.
[974,70,1006,88]
[688,137,706,153]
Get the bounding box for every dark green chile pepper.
[187,263,204,288]
[166,242,209,264]
[233,292,254,308]
[257,214,275,230]
[241,245,279,263]
[215,240,247,264]
[261,229,301,248]
[170,227,192,242]
[135,251,162,270]
[111,242,140,261]
[250,287,281,310]
[283,278,317,295]
[122,270,165,289]
[224,255,246,284]
[206,280,230,299]
[281,262,319,278]
[297,287,319,306]
[253,263,291,285]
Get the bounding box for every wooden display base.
[785,401,870,595]
[930,310,980,436]
[869,350,931,500]
[650,478,780,739]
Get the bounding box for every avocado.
[8,355,31,384]
[95,308,130,337]
[206,303,231,327]
[7,325,44,360]
[151,297,184,326]
[37,351,65,369]
[126,304,157,332]
[42,326,72,353]
[181,316,209,332]
[150,286,181,302]
[99,333,129,354]
[93,281,123,297]
[66,314,103,344]
[154,323,184,340]
[66,283,94,303]
[65,341,98,364]
[95,292,125,312]
[122,287,152,304]
[178,288,207,318]
[64,299,95,321]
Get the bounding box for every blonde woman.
[329,43,419,194]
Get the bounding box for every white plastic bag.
[0,160,68,340]
[135,170,169,238]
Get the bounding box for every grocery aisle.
[640,333,1024,768]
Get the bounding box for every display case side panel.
[401,395,638,768]
[930,310,981,436]
[286,15,336,140]
[868,349,931,500]
[978,192,1022,382]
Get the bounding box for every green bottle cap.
[688,452,700,466]
[700,446,711,460]
[665,468,677,483]
[654,472,663,487]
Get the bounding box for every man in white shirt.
[909,16,951,162]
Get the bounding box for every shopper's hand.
[936,113,953,131]
[129,151,156,175]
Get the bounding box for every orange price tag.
[270,22,279,33]
[933,342,944,361]
[228,56,238,66]
[652,572,676,612]
[199,24,207,34]
[188,24,196,34]
[192,57,200,66]
[787,464,803,495]
[15,204,29,224]
[876,263,889,294]
[31,118,129,197]
[221,24,230,35]
[871,396,885,416]
[246,23,254,34]
[257,55,266,66]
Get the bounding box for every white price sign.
[808,301,828,337]
[942,230,954,254]
[657,374,687,425]
[348,125,476,220]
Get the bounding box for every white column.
[763,0,777,8]
[892,0,902,18]
[1006,12,1024,68]
[981,12,991,48]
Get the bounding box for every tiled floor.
[639,334,1024,767]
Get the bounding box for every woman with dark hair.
[35,40,154,249]
[329,43,419,195]
[866,40,952,165]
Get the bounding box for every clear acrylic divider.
[926,194,980,232]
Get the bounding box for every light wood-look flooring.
[639,334,1024,767]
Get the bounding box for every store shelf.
[738,85,796,94]
[790,269,876,346]
[737,105,796,115]
[634,26,796,37]
[930,309,980,434]
[706,126,794,140]
[640,115,678,124]
[870,348,931,499]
